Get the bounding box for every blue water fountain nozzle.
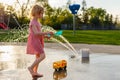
[69,4,80,14]
[55,30,63,36]
[47,30,63,37]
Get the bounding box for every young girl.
[26,4,53,77]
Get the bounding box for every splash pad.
[0,44,120,80]
[3,24,79,57]
[42,25,79,57]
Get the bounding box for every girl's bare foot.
[37,73,43,77]
[28,67,43,78]
[32,73,43,77]
[32,74,43,80]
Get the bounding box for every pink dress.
[26,19,44,55]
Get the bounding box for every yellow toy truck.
[53,60,67,71]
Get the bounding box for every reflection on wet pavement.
[53,70,67,80]
[0,45,120,80]
[81,57,90,63]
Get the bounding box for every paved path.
[0,42,120,54]
[45,43,120,54]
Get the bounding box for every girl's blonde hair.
[30,4,44,18]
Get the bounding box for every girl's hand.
[45,32,54,40]
[45,36,51,40]
[47,32,54,37]
[48,32,54,35]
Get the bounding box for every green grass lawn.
[0,29,120,45]
[63,30,120,45]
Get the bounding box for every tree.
[42,3,73,29]
[114,15,118,26]
[16,0,30,17]
[87,7,106,29]
[35,0,48,3]
[15,0,30,25]
[81,0,88,24]
[0,3,4,8]
[5,5,18,28]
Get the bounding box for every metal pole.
[73,14,75,35]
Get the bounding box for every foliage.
[0,1,119,30]
[0,27,28,42]
[1,29,120,45]
[42,3,73,29]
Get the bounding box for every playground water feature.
[41,26,78,56]
[0,44,120,80]
[5,25,78,56]
[1,24,120,80]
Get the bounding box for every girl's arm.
[31,25,52,36]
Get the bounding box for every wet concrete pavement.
[0,44,120,80]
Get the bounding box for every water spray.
[42,26,79,58]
